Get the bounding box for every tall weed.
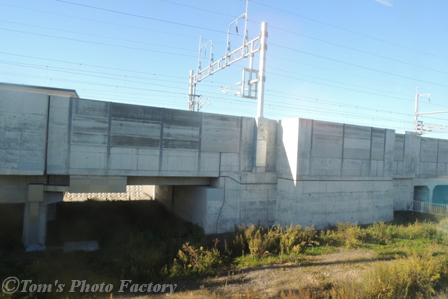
[363,253,447,299]
[333,222,367,248]
[168,241,223,278]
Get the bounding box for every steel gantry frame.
[188,0,268,117]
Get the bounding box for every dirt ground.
[107,249,380,299]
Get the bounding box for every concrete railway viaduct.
[1,83,447,248]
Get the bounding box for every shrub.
[366,222,396,245]
[280,224,318,255]
[363,253,447,299]
[333,222,367,248]
[231,225,279,258]
[398,220,440,240]
[168,241,223,278]
[236,224,319,258]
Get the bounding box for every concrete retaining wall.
[2,85,448,246]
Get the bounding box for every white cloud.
[375,0,393,7]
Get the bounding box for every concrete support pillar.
[23,185,47,249]
[22,185,67,249]
[154,185,174,211]
[429,185,435,204]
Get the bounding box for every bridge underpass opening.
[0,204,24,249]
[433,185,448,205]
[414,186,430,202]
[154,185,224,235]
[44,199,192,251]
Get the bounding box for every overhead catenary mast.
[414,86,448,134]
[188,0,268,117]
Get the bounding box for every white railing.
[412,201,448,216]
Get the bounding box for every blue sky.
[1,0,448,137]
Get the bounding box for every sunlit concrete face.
[275,119,395,229]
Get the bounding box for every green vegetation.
[1,202,448,298]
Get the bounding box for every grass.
[303,245,337,256]
[1,202,448,298]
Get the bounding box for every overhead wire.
[55,0,229,34]
[0,19,198,53]
[0,2,200,39]
[1,0,447,134]
[0,27,197,58]
[251,0,448,61]
[269,43,448,90]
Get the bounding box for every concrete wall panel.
[371,129,385,160]
[310,158,342,176]
[438,140,448,163]
[47,96,70,175]
[162,109,200,150]
[73,98,108,118]
[313,120,343,137]
[201,114,241,153]
[239,117,255,172]
[311,135,343,158]
[383,129,395,177]
[342,159,370,176]
[343,138,371,160]
[0,89,48,175]
[403,133,420,177]
[394,134,404,161]
[420,138,438,163]
[393,179,413,210]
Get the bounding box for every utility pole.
[414,86,448,134]
[257,22,267,118]
[188,0,267,117]
[414,87,430,133]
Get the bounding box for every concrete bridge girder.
[2,85,448,248]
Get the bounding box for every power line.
[56,0,228,34]
[268,67,409,100]
[5,1,448,97]
[2,68,440,133]
[160,0,236,18]
[0,51,186,79]
[251,0,448,61]
[0,27,197,58]
[268,25,448,77]
[268,71,410,103]
[270,43,448,90]
[0,19,198,53]
[1,0,447,135]
[3,56,445,126]
[0,2,200,40]
[0,59,235,88]
[266,90,448,122]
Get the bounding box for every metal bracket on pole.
[414,86,430,133]
[414,87,448,135]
